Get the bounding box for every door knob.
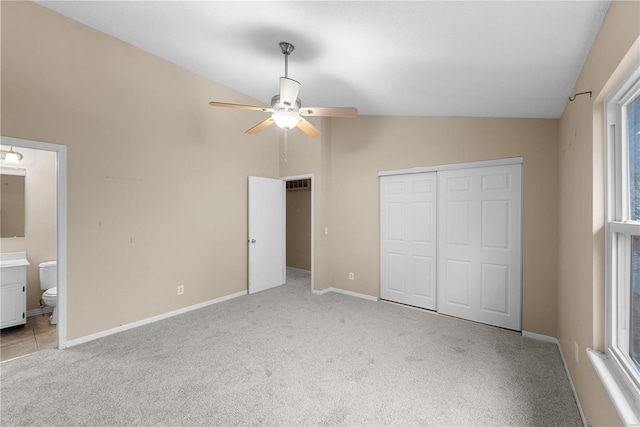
[250,239,256,244]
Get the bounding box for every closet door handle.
[249,239,256,244]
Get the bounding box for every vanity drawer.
[0,267,27,286]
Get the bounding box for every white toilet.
[39,260,57,325]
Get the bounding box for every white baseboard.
[523,330,588,427]
[522,330,559,344]
[559,342,589,427]
[66,290,247,348]
[26,307,54,317]
[558,342,589,427]
[312,287,378,302]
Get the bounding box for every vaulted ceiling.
[37,1,610,119]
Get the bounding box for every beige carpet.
[1,268,581,426]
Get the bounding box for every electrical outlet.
[349,272,354,280]
[324,227,329,235]
[574,342,579,362]
[177,285,184,295]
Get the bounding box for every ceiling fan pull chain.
[284,128,288,162]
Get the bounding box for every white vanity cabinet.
[0,252,29,329]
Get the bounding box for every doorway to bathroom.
[0,136,68,359]
[282,174,314,292]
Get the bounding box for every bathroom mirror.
[1,173,26,237]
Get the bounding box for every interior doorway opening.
[0,146,58,360]
[281,174,314,292]
[0,136,67,351]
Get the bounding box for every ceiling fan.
[209,42,358,138]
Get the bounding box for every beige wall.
[557,1,640,425]
[327,116,559,336]
[280,115,561,341]
[1,147,57,311]
[286,187,311,270]
[4,3,636,423]
[1,2,279,339]
[3,2,561,340]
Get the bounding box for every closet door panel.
[438,164,521,330]
[380,173,437,310]
[386,253,405,292]
[412,255,434,298]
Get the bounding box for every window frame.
[599,61,640,424]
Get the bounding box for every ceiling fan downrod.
[279,42,294,78]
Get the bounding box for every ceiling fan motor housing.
[271,95,301,110]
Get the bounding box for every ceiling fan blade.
[297,117,322,138]
[299,107,358,117]
[209,101,272,113]
[279,77,301,107]
[245,117,275,134]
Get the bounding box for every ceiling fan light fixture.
[272,111,301,129]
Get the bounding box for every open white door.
[248,176,285,294]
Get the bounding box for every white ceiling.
[36,1,610,119]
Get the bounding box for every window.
[598,62,640,424]
[619,89,640,373]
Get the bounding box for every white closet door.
[380,173,437,310]
[437,164,522,330]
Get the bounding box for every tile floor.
[1,314,56,362]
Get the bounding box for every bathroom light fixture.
[1,147,23,165]
[272,111,301,129]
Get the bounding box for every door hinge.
[23,312,25,319]
[23,286,25,292]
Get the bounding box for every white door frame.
[378,157,523,177]
[1,136,68,350]
[280,173,314,292]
